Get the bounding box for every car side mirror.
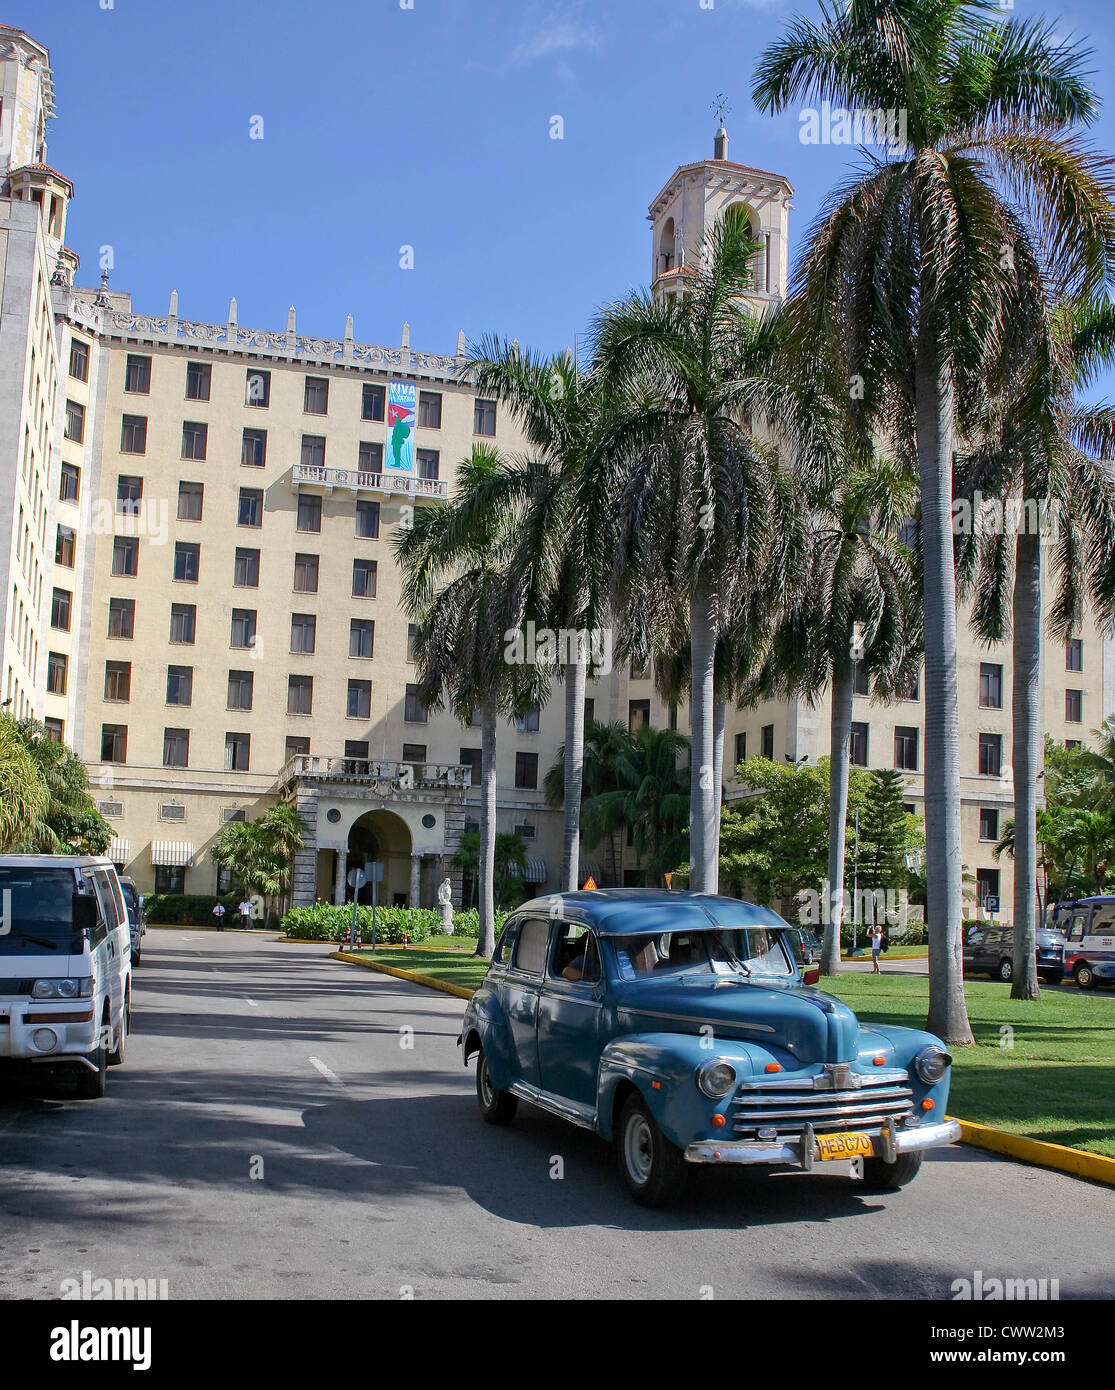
[72,892,98,934]
[803,966,820,986]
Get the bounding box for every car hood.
[613,974,861,1065]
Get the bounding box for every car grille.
[731,1069,915,1140]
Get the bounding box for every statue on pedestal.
[437,877,454,934]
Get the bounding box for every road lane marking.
[244,997,258,1008]
[308,1056,343,1086]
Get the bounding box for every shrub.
[143,893,242,925]
[281,903,510,944]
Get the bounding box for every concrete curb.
[841,952,929,961]
[331,951,476,1000]
[954,1118,1115,1187]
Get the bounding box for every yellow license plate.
[815,1131,875,1161]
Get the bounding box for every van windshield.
[0,867,80,955]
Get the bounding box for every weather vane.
[711,93,731,127]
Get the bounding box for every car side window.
[549,924,601,984]
[513,918,549,976]
[493,921,519,965]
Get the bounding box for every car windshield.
[0,867,80,955]
[611,928,793,980]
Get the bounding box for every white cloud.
[507,3,604,69]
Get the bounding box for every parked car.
[962,923,1066,984]
[459,890,959,1206]
[118,876,147,965]
[1052,897,1115,989]
[0,855,132,1098]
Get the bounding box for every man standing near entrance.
[238,897,253,930]
[212,901,227,931]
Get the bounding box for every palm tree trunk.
[709,699,726,891]
[1011,526,1042,1000]
[824,662,854,976]
[476,698,498,959]
[689,587,719,893]
[915,334,975,1045]
[562,652,586,891]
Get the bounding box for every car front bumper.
[685,1117,962,1167]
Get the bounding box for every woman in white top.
[871,927,884,973]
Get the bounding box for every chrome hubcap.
[479,1059,493,1107]
[624,1113,654,1185]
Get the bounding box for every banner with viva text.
[386,379,416,472]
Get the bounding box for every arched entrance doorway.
[343,809,412,905]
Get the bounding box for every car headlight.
[30,977,92,1000]
[915,1045,951,1085]
[696,1059,737,1098]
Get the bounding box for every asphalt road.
[0,931,1111,1300]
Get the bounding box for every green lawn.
[843,944,927,959]
[342,942,1115,1157]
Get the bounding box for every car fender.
[458,986,516,1089]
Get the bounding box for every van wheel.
[616,1093,688,1207]
[76,1025,108,1099]
[108,990,128,1067]
[1075,961,1096,990]
[997,958,1012,983]
[862,1150,923,1191]
[476,1047,517,1125]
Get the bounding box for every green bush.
[281,903,509,943]
[143,893,243,925]
[444,908,508,940]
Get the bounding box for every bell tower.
[647,122,793,310]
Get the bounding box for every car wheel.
[616,1092,688,1208]
[76,1023,108,1100]
[997,958,1013,983]
[1075,962,1096,990]
[476,1047,517,1126]
[108,990,128,1067]
[862,1150,923,1191]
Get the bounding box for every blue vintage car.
[459,890,961,1206]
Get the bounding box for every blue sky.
[17,0,1115,374]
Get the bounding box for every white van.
[0,855,132,1098]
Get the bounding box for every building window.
[358,441,384,472]
[163,728,189,768]
[761,724,775,759]
[177,481,204,522]
[979,662,1003,709]
[166,666,193,706]
[181,422,208,460]
[416,448,440,480]
[402,743,427,765]
[116,474,143,515]
[60,462,81,503]
[55,526,76,567]
[124,354,151,393]
[241,428,267,467]
[515,751,539,789]
[344,740,369,763]
[1066,638,1083,672]
[734,731,747,764]
[628,699,650,732]
[418,391,442,429]
[287,674,313,716]
[174,542,200,583]
[69,339,89,382]
[668,704,678,731]
[460,747,482,785]
[44,717,64,743]
[50,587,72,631]
[304,376,329,414]
[47,651,68,695]
[894,726,919,771]
[584,698,595,727]
[245,368,270,407]
[630,658,650,681]
[169,603,196,644]
[238,488,264,528]
[230,608,257,649]
[112,536,139,577]
[185,361,211,401]
[120,415,147,454]
[347,680,372,719]
[399,622,419,664]
[474,398,497,436]
[285,736,310,760]
[293,553,318,593]
[235,548,260,587]
[297,495,322,533]
[851,660,870,697]
[104,660,130,702]
[155,866,185,894]
[897,667,920,701]
[404,684,427,723]
[979,807,999,841]
[291,613,317,654]
[300,434,325,468]
[355,500,380,538]
[64,399,85,442]
[108,597,135,639]
[225,732,250,772]
[350,618,375,659]
[352,558,377,598]
[850,721,869,767]
[101,724,127,763]
[978,732,1002,777]
[976,867,1000,910]
[1066,739,1082,750]
[1066,689,1082,723]
[362,382,385,421]
[227,670,254,711]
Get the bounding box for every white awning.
[510,859,548,884]
[108,838,130,865]
[151,841,194,867]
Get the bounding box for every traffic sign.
[347,867,368,890]
[984,895,999,914]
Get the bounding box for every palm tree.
[394,446,545,958]
[763,459,921,975]
[754,0,1115,1043]
[4,717,112,853]
[0,715,47,853]
[592,208,819,893]
[450,830,530,910]
[467,339,619,893]
[545,721,637,886]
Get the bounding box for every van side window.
[90,871,120,933]
[1069,915,1087,942]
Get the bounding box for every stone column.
[333,849,348,906]
[409,852,422,908]
[290,786,318,907]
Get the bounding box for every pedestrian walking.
[871,925,884,974]
[212,902,226,932]
[238,897,253,929]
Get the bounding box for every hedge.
[280,903,509,943]
[143,893,246,925]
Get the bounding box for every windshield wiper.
[15,935,60,950]
[714,935,751,975]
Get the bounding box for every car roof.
[0,855,113,868]
[513,889,790,936]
